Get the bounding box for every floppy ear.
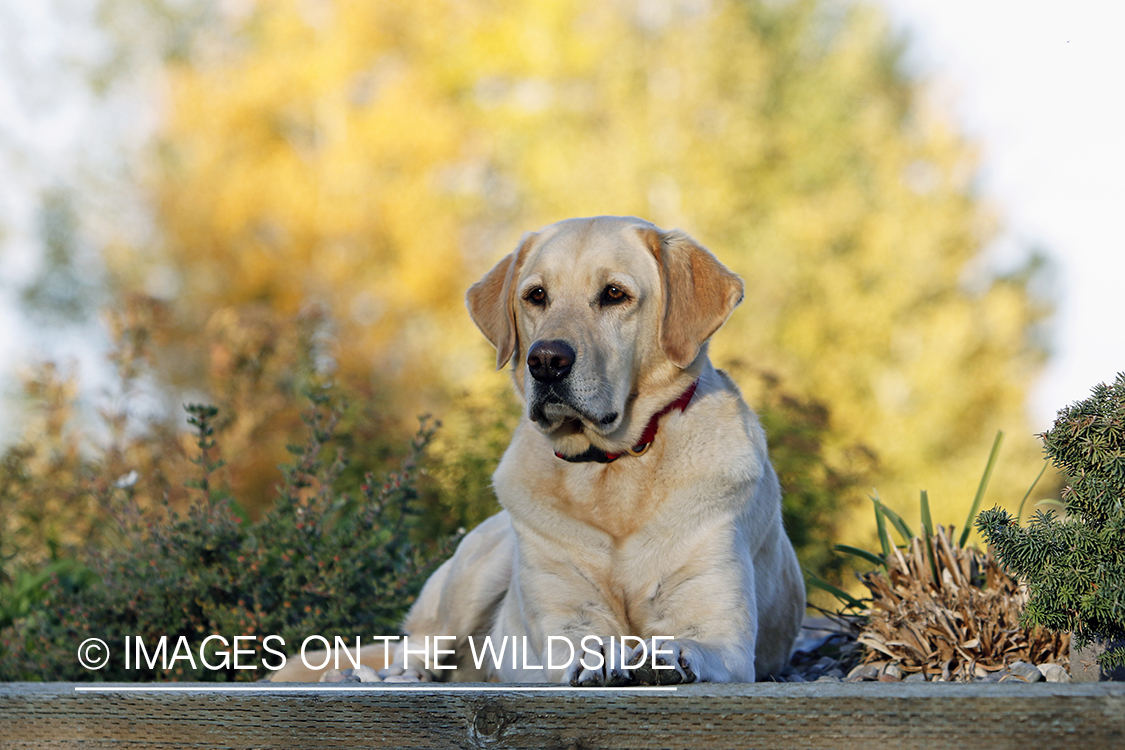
[465,233,537,369]
[641,228,745,368]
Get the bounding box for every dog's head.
[466,216,743,458]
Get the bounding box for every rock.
[319,665,382,683]
[1070,638,1125,682]
[792,618,858,656]
[352,665,381,682]
[847,663,879,682]
[904,672,927,683]
[877,673,901,683]
[815,674,841,682]
[787,672,807,683]
[813,656,837,672]
[319,669,359,683]
[883,664,903,680]
[827,668,846,679]
[802,655,837,679]
[1009,661,1044,683]
[1038,663,1072,683]
[985,669,1009,683]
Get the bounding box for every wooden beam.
[2,681,1123,749]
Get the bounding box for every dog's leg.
[380,511,516,682]
[625,533,763,685]
[625,637,751,684]
[623,560,761,685]
[749,518,806,679]
[561,636,637,687]
[265,641,394,682]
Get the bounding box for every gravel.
[777,618,1073,684]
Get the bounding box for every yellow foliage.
[106,0,1050,543]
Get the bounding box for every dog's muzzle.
[527,339,575,384]
[527,339,578,427]
[526,339,620,433]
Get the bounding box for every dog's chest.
[500,446,748,638]
[545,459,682,542]
[558,515,738,638]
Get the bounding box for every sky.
[0,0,1122,435]
[875,0,1125,428]
[0,0,153,439]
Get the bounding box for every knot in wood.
[472,702,508,740]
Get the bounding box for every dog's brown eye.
[526,287,547,306]
[600,285,628,306]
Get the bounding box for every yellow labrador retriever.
[272,216,804,684]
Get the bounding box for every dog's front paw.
[565,638,636,687]
[628,639,699,685]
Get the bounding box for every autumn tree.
[93,0,1050,553]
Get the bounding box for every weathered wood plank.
[2,682,1123,750]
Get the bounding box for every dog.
[270,216,805,684]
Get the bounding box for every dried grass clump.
[857,525,1068,681]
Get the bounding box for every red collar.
[554,379,699,464]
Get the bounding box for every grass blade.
[920,489,939,584]
[959,431,1004,547]
[804,568,863,610]
[871,492,892,560]
[834,543,885,568]
[880,502,915,544]
[920,489,934,539]
[1017,459,1049,525]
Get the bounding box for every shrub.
[0,393,456,681]
[977,372,1125,670]
[812,434,1068,679]
[856,525,1067,680]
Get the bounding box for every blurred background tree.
[3,0,1054,595]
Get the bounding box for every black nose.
[527,340,576,383]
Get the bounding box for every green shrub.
[0,392,456,681]
[977,372,1125,669]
